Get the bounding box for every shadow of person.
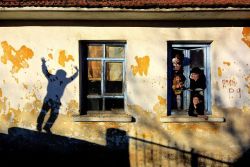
[37,58,78,134]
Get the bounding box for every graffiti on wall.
[245,74,250,94]
[221,78,241,99]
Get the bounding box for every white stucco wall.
[0,27,250,115]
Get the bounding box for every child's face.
[190,73,200,81]
[193,97,200,105]
[175,76,181,82]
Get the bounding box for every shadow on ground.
[0,127,129,167]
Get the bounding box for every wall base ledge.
[73,112,133,122]
[160,116,225,123]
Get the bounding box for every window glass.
[88,45,103,58]
[106,45,124,58]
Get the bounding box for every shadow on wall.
[0,127,130,167]
[37,58,78,134]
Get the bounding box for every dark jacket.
[188,103,205,116]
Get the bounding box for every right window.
[168,43,211,116]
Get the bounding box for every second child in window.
[172,73,186,110]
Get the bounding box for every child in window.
[188,94,208,120]
[172,53,184,74]
[172,73,186,110]
[189,67,206,91]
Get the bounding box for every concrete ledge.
[73,112,133,122]
[160,116,225,123]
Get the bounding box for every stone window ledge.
[160,115,225,123]
[73,112,133,122]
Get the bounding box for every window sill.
[160,115,225,123]
[73,112,133,122]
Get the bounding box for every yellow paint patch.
[131,56,150,76]
[218,67,222,77]
[0,88,2,97]
[223,61,231,66]
[48,53,53,60]
[66,100,79,116]
[242,27,250,48]
[0,41,34,73]
[242,106,250,113]
[153,96,167,116]
[58,50,74,67]
[0,97,7,112]
[23,84,28,89]
[158,96,166,105]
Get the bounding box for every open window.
[167,42,211,116]
[79,41,126,114]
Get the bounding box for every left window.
[79,41,126,114]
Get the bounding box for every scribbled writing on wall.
[131,55,150,76]
[245,74,250,94]
[242,27,250,48]
[0,41,34,73]
[221,78,241,99]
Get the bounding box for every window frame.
[167,41,212,116]
[79,40,127,115]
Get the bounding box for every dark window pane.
[105,62,123,93]
[87,80,101,95]
[190,49,204,68]
[105,98,124,111]
[106,45,124,58]
[88,45,103,58]
[87,98,103,111]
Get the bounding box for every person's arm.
[66,66,79,83]
[41,58,51,79]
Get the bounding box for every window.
[80,41,126,114]
[167,42,211,116]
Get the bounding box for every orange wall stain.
[131,55,150,76]
[153,96,167,116]
[66,100,79,116]
[48,53,53,60]
[218,67,222,77]
[158,96,166,106]
[223,61,231,66]
[0,41,34,73]
[23,84,28,90]
[0,97,7,112]
[242,27,250,48]
[58,50,74,67]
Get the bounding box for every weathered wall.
[0,26,250,166]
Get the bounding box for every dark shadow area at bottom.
[233,149,250,167]
[0,127,129,167]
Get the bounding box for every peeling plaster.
[242,27,250,48]
[223,61,231,66]
[131,56,150,76]
[218,67,222,77]
[0,41,34,73]
[58,50,74,67]
[153,96,167,116]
